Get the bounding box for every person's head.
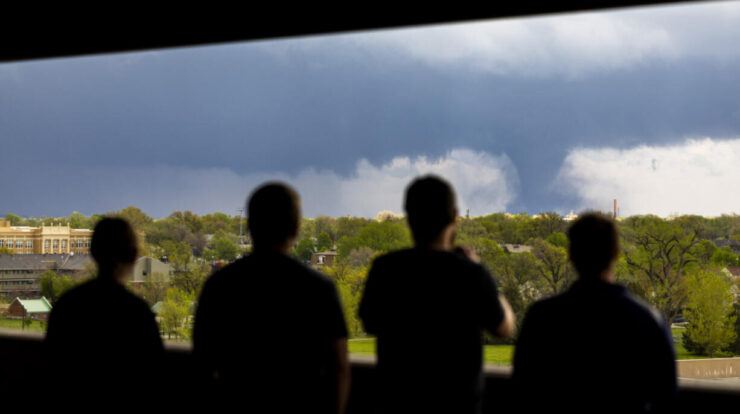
[404,175,458,246]
[91,217,138,277]
[247,182,301,251]
[567,212,620,280]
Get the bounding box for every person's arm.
[323,277,351,414]
[651,318,678,413]
[192,276,219,380]
[358,260,381,335]
[332,337,351,414]
[495,294,515,338]
[477,267,515,339]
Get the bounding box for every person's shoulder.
[524,290,570,322]
[52,278,98,309]
[621,289,666,327]
[371,248,414,264]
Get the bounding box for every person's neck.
[579,269,616,284]
[98,262,133,285]
[254,238,294,256]
[419,225,455,251]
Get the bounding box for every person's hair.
[247,182,301,248]
[567,212,620,278]
[404,175,457,245]
[90,217,138,269]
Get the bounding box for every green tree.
[729,304,740,355]
[533,212,566,239]
[111,206,153,231]
[334,216,372,241]
[172,262,210,297]
[213,237,238,262]
[161,240,192,273]
[477,241,541,335]
[0,247,14,254]
[324,264,368,337]
[159,287,193,339]
[293,238,316,262]
[67,211,92,229]
[316,232,333,252]
[455,219,488,246]
[710,247,740,267]
[201,212,233,234]
[312,216,336,241]
[336,221,411,260]
[4,213,22,225]
[545,232,569,249]
[622,215,701,325]
[140,272,170,306]
[683,269,737,357]
[693,240,718,266]
[39,270,79,303]
[345,246,376,268]
[531,238,573,295]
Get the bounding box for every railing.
[1,328,738,413]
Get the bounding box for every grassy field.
[0,318,47,332]
[349,338,514,365]
[0,320,732,361]
[349,330,729,365]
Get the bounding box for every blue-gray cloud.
[556,136,740,217]
[1,2,739,217]
[0,149,518,218]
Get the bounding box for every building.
[502,244,532,254]
[311,251,337,266]
[130,256,173,285]
[0,220,93,254]
[7,297,52,321]
[0,254,94,299]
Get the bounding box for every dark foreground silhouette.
[512,213,677,413]
[360,175,515,414]
[194,182,349,413]
[44,218,164,408]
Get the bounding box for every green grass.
[350,330,733,364]
[483,344,515,365]
[349,338,515,365]
[348,338,376,355]
[0,318,47,332]
[672,327,713,360]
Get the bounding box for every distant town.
[1,207,740,361]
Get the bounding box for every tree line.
[5,209,740,355]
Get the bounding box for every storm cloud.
[1,2,739,217]
[557,137,740,217]
[0,149,518,218]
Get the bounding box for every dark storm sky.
[2,2,740,218]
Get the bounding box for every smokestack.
[613,199,617,219]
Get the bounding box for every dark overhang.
[1,1,705,63]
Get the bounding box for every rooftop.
[12,297,52,313]
[0,254,93,271]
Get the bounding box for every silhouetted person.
[359,175,515,414]
[512,213,676,413]
[193,182,350,414]
[44,217,164,408]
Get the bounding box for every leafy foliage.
[682,269,737,357]
[622,215,701,324]
[39,270,82,304]
[140,272,170,306]
[293,238,316,262]
[316,232,333,252]
[159,287,193,340]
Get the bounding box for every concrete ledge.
[2,329,740,412]
[677,357,740,379]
